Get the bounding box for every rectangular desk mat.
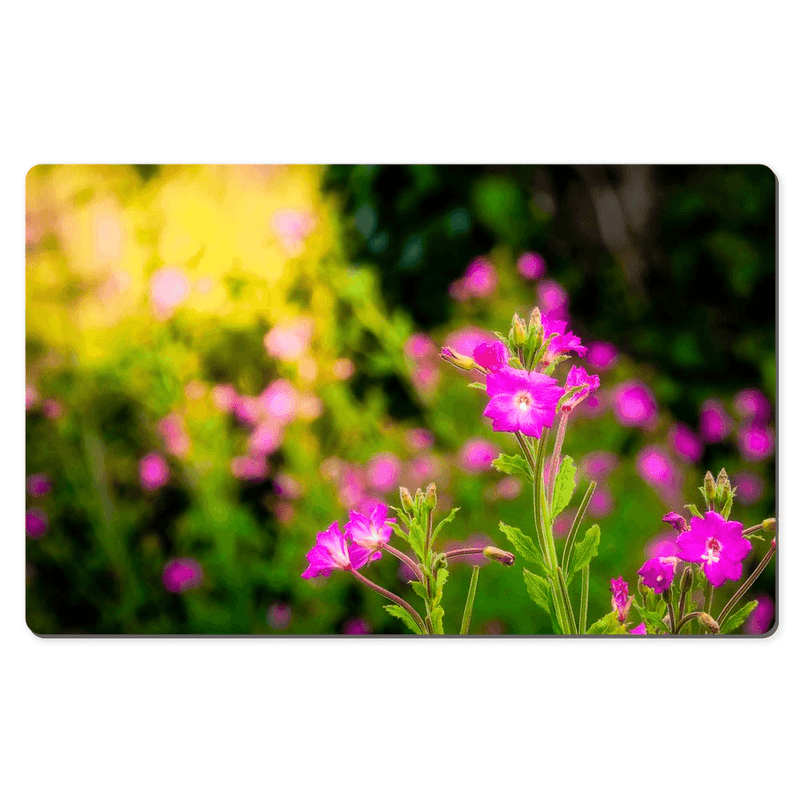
[25,164,777,636]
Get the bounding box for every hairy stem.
[579,566,590,635]
[562,481,597,575]
[350,569,427,634]
[717,542,776,628]
[460,566,481,635]
[384,544,425,583]
[548,412,569,508]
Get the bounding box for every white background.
[3,3,795,798]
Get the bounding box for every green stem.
[548,575,569,634]
[717,542,776,627]
[556,567,578,635]
[562,481,597,575]
[350,569,427,634]
[674,611,704,634]
[460,566,481,635]
[665,588,677,634]
[548,412,569,508]
[579,566,590,635]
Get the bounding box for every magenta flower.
[259,379,299,425]
[458,437,500,472]
[561,366,600,413]
[743,594,775,635]
[612,381,658,427]
[345,504,396,560]
[211,384,238,412]
[343,618,372,635]
[139,453,170,491]
[668,423,703,463]
[302,521,370,579]
[404,333,437,360]
[610,577,631,623]
[636,446,679,493]
[411,363,440,394]
[587,487,614,518]
[541,313,586,364]
[662,512,688,533]
[628,622,647,635]
[676,511,751,588]
[483,367,563,438]
[411,454,442,483]
[445,327,495,360]
[517,252,546,280]
[230,455,268,481]
[646,534,680,560]
[733,389,771,425]
[580,451,619,482]
[732,472,764,506]
[162,558,203,593]
[158,414,190,458]
[233,395,261,426]
[473,340,510,373]
[366,452,402,492]
[248,423,284,456]
[26,509,48,539]
[737,425,774,462]
[698,399,732,443]
[637,557,677,594]
[462,257,498,298]
[27,474,52,497]
[537,280,569,319]
[585,341,618,371]
[43,399,63,419]
[495,476,522,500]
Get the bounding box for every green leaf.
[523,568,551,614]
[492,453,533,483]
[408,518,427,560]
[430,605,445,635]
[685,504,702,518]
[431,507,460,548]
[567,524,600,584]
[467,382,487,390]
[551,456,577,519]
[383,604,424,634]
[586,611,626,635]
[633,601,670,634]
[409,580,427,601]
[386,520,409,542]
[434,568,449,603]
[721,489,736,521]
[499,521,548,573]
[720,600,759,634]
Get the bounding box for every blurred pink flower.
[263,317,314,362]
[458,437,500,473]
[332,358,355,380]
[231,455,268,481]
[636,445,679,492]
[537,279,569,320]
[297,392,323,420]
[553,509,575,538]
[343,618,372,635]
[410,454,441,484]
[158,414,190,458]
[517,252,546,280]
[496,476,522,500]
[267,602,292,631]
[462,257,498,298]
[184,380,206,399]
[411,364,440,393]
[646,534,680,560]
[698,399,732,443]
[150,266,190,317]
[272,210,316,253]
[406,428,434,451]
[260,380,299,425]
[162,558,203,593]
[274,472,303,499]
[367,452,402,492]
[27,474,52,497]
[233,395,261,426]
[743,595,775,635]
[211,384,238,413]
[338,466,365,508]
[139,453,170,491]
[668,423,703,463]
[587,487,614,518]
[26,384,39,411]
[43,399,63,419]
[611,381,658,427]
[732,472,764,505]
[26,509,48,539]
[580,451,619,482]
[737,425,774,462]
[275,501,295,523]
[248,423,284,456]
[733,389,771,425]
[585,342,619,371]
[483,620,505,635]
[404,333,437,360]
[445,327,495,360]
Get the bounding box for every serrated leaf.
[552,456,577,519]
[383,604,424,634]
[523,568,550,614]
[467,381,487,390]
[721,490,736,521]
[586,611,626,635]
[633,601,670,634]
[434,568,449,603]
[409,580,427,601]
[685,504,702,518]
[408,518,427,560]
[386,521,409,542]
[431,507,460,548]
[499,521,547,574]
[492,453,533,483]
[720,600,759,634]
[567,524,600,584]
[430,605,445,635]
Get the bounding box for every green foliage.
[383,604,424,634]
[551,456,577,520]
[492,453,533,483]
[720,600,759,634]
[523,569,550,615]
[499,521,547,574]
[586,612,627,635]
[567,525,601,585]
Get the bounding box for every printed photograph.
[25,164,777,635]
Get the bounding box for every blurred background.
[25,164,776,635]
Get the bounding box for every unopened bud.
[483,546,515,566]
[399,486,414,513]
[425,482,437,510]
[662,511,688,533]
[698,612,720,634]
[510,313,527,346]
[762,517,776,535]
[680,566,693,594]
[703,471,716,503]
[529,307,542,331]
[440,347,476,371]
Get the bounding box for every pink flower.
[537,280,569,319]
[404,333,437,360]
[259,380,298,424]
[698,399,732,443]
[496,476,522,500]
[27,474,52,497]
[637,556,677,594]
[611,381,658,427]
[580,451,619,482]
[733,389,771,425]
[458,437,500,473]
[411,364,440,393]
[410,455,442,484]
[248,423,284,456]
[610,577,631,623]
[332,358,355,380]
[462,257,498,298]
[743,595,775,635]
[587,487,614,518]
[445,327,495,360]
[274,473,303,500]
[26,509,48,539]
[150,266,190,317]
[585,342,618,371]
[483,367,564,438]
[676,511,751,588]
[263,317,314,362]
[737,425,774,462]
[732,472,764,506]
[473,340,510,373]
[43,399,63,419]
[162,558,203,593]
[272,210,316,253]
[158,414,190,458]
[211,384,238,412]
[628,622,647,635]
[662,512,688,533]
[345,504,396,558]
[367,453,402,492]
[668,424,703,463]
[646,534,680,560]
[541,314,586,364]
[405,428,434,451]
[343,618,372,635]
[267,602,292,631]
[517,252,546,280]
[233,395,261,426]
[561,366,600,413]
[552,509,575,538]
[139,453,170,491]
[301,521,371,579]
[636,446,679,492]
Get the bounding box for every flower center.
[701,537,722,565]
[515,391,533,411]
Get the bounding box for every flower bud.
[662,511,688,533]
[399,486,414,513]
[762,517,776,535]
[680,566,693,594]
[440,347,476,371]
[510,313,527,346]
[698,612,720,634]
[716,468,731,506]
[529,307,542,331]
[483,546,515,566]
[425,482,437,510]
[703,471,716,504]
